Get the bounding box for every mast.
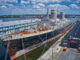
[46,8,49,20]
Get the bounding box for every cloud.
[36,0,48,3]
[0,0,18,3]
[0,5,7,8]
[30,0,64,3]
[48,4,69,10]
[30,0,79,3]
[21,0,30,4]
[33,3,45,8]
[0,0,80,4]
[7,4,14,7]
[38,3,45,7]
[33,5,40,8]
[69,4,79,9]
[0,0,80,15]
[27,0,64,4]
[49,0,64,3]
[37,0,80,3]
[67,0,80,3]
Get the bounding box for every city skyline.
[0,0,80,15]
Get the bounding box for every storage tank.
[51,9,57,20]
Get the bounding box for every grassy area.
[15,37,60,60]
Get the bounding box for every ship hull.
[2,23,73,59]
[2,29,60,56]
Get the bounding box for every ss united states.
[0,9,73,60]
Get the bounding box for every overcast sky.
[0,0,80,15]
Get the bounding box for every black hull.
[0,41,11,60]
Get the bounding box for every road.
[64,21,80,38]
[57,48,80,60]
[57,21,80,60]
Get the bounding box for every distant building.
[60,12,65,20]
[51,10,57,20]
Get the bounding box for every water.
[0,17,39,22]
[0,17,80,22]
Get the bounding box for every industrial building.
[61,38,80,48]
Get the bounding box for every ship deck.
[3,29,53,41]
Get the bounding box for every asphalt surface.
[57,48,80,60]
[64,21,80,39]
[57,21,80,60]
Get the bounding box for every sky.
[0,0,80,15]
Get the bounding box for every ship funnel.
[60,12,65,20]
[51,9,57,20]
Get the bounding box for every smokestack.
[51,9,57,20]
[60,12,65,20]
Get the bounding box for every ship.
[0,9,73,60]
